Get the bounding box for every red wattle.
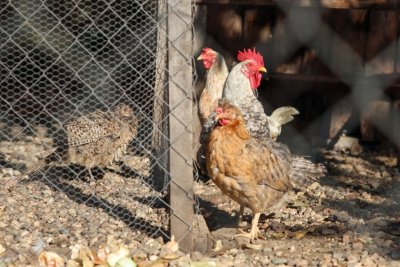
[249,72,262,90]
[219,119,229,125]
[203,60,212,69]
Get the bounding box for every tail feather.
[289,156,326,189]
[18,149,64,180]
[18,160,47,180]
[268,106,299,140]
[270,106,299,126]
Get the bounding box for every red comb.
[202,47,214,54]
[237,48,264,67]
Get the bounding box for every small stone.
[244,243,261,250]
[321,228,338,235]
[346,252,359,262]
[322,253,332,262]
[342,234,350,244]
[383,239,394,247]
[335,211,350,222]
[382,171,391,178]
[289,259,308,267]
[352,241,364,251]
[219,255,234,266]
[361,256,374,267]
[271,258,288,265]
[333,252,344,260]
[191,251,204,261]
[375,220,388,227]
[374,171,382,179]
[390,250,400,260]
[0,244,5,255]
[262,247,272,253]
[132,249,147,262]
[228,248,238,255]
[1,168,14,176]
[149,255,158,261]
[260,257,271,265]
[370,253,383,262]
[308,182,321,191]
[234,253,248,265]
[275,251,283,257]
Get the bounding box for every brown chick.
[206,100,325,240]
[23,104,139,180]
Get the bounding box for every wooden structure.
[168,0,195,252]
[196,0,400,9]
[195,0,400,164]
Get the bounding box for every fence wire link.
[0,0,197,253]
[2,0,400,261]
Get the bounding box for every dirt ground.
[1,133,400,266]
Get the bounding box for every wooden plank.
[270,7,304,73]
[394,100,400,170]
[364,10,398,75]
[329,97,353,138]
[195,0,400,10]
[242,6,275,47]
[153,0,169,191]
[325,9,367,76]
[193,5,207,163]
[360,100,391,141]
[205,4,244,65]
[168,0,194,252]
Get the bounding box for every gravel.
[1,134,400,266]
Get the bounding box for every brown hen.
[206,100,325,240]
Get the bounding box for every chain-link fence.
[2,0,400,264]
[0,0,197,260]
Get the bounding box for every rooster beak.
[197,55,203,60]
[258,66,267,73]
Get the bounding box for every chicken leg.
[235,212,262,241]
[88,168,95,181]
[248,212,262,240]
[236,205,244,227]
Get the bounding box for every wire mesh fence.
[2,0,400,265]
[0,0,196,261]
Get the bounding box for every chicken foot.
[234,212,263,241]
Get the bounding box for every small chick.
[23,104,139,180]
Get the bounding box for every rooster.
[206,100,326,240]
[223,48,299,140]
[197,48,229,124]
